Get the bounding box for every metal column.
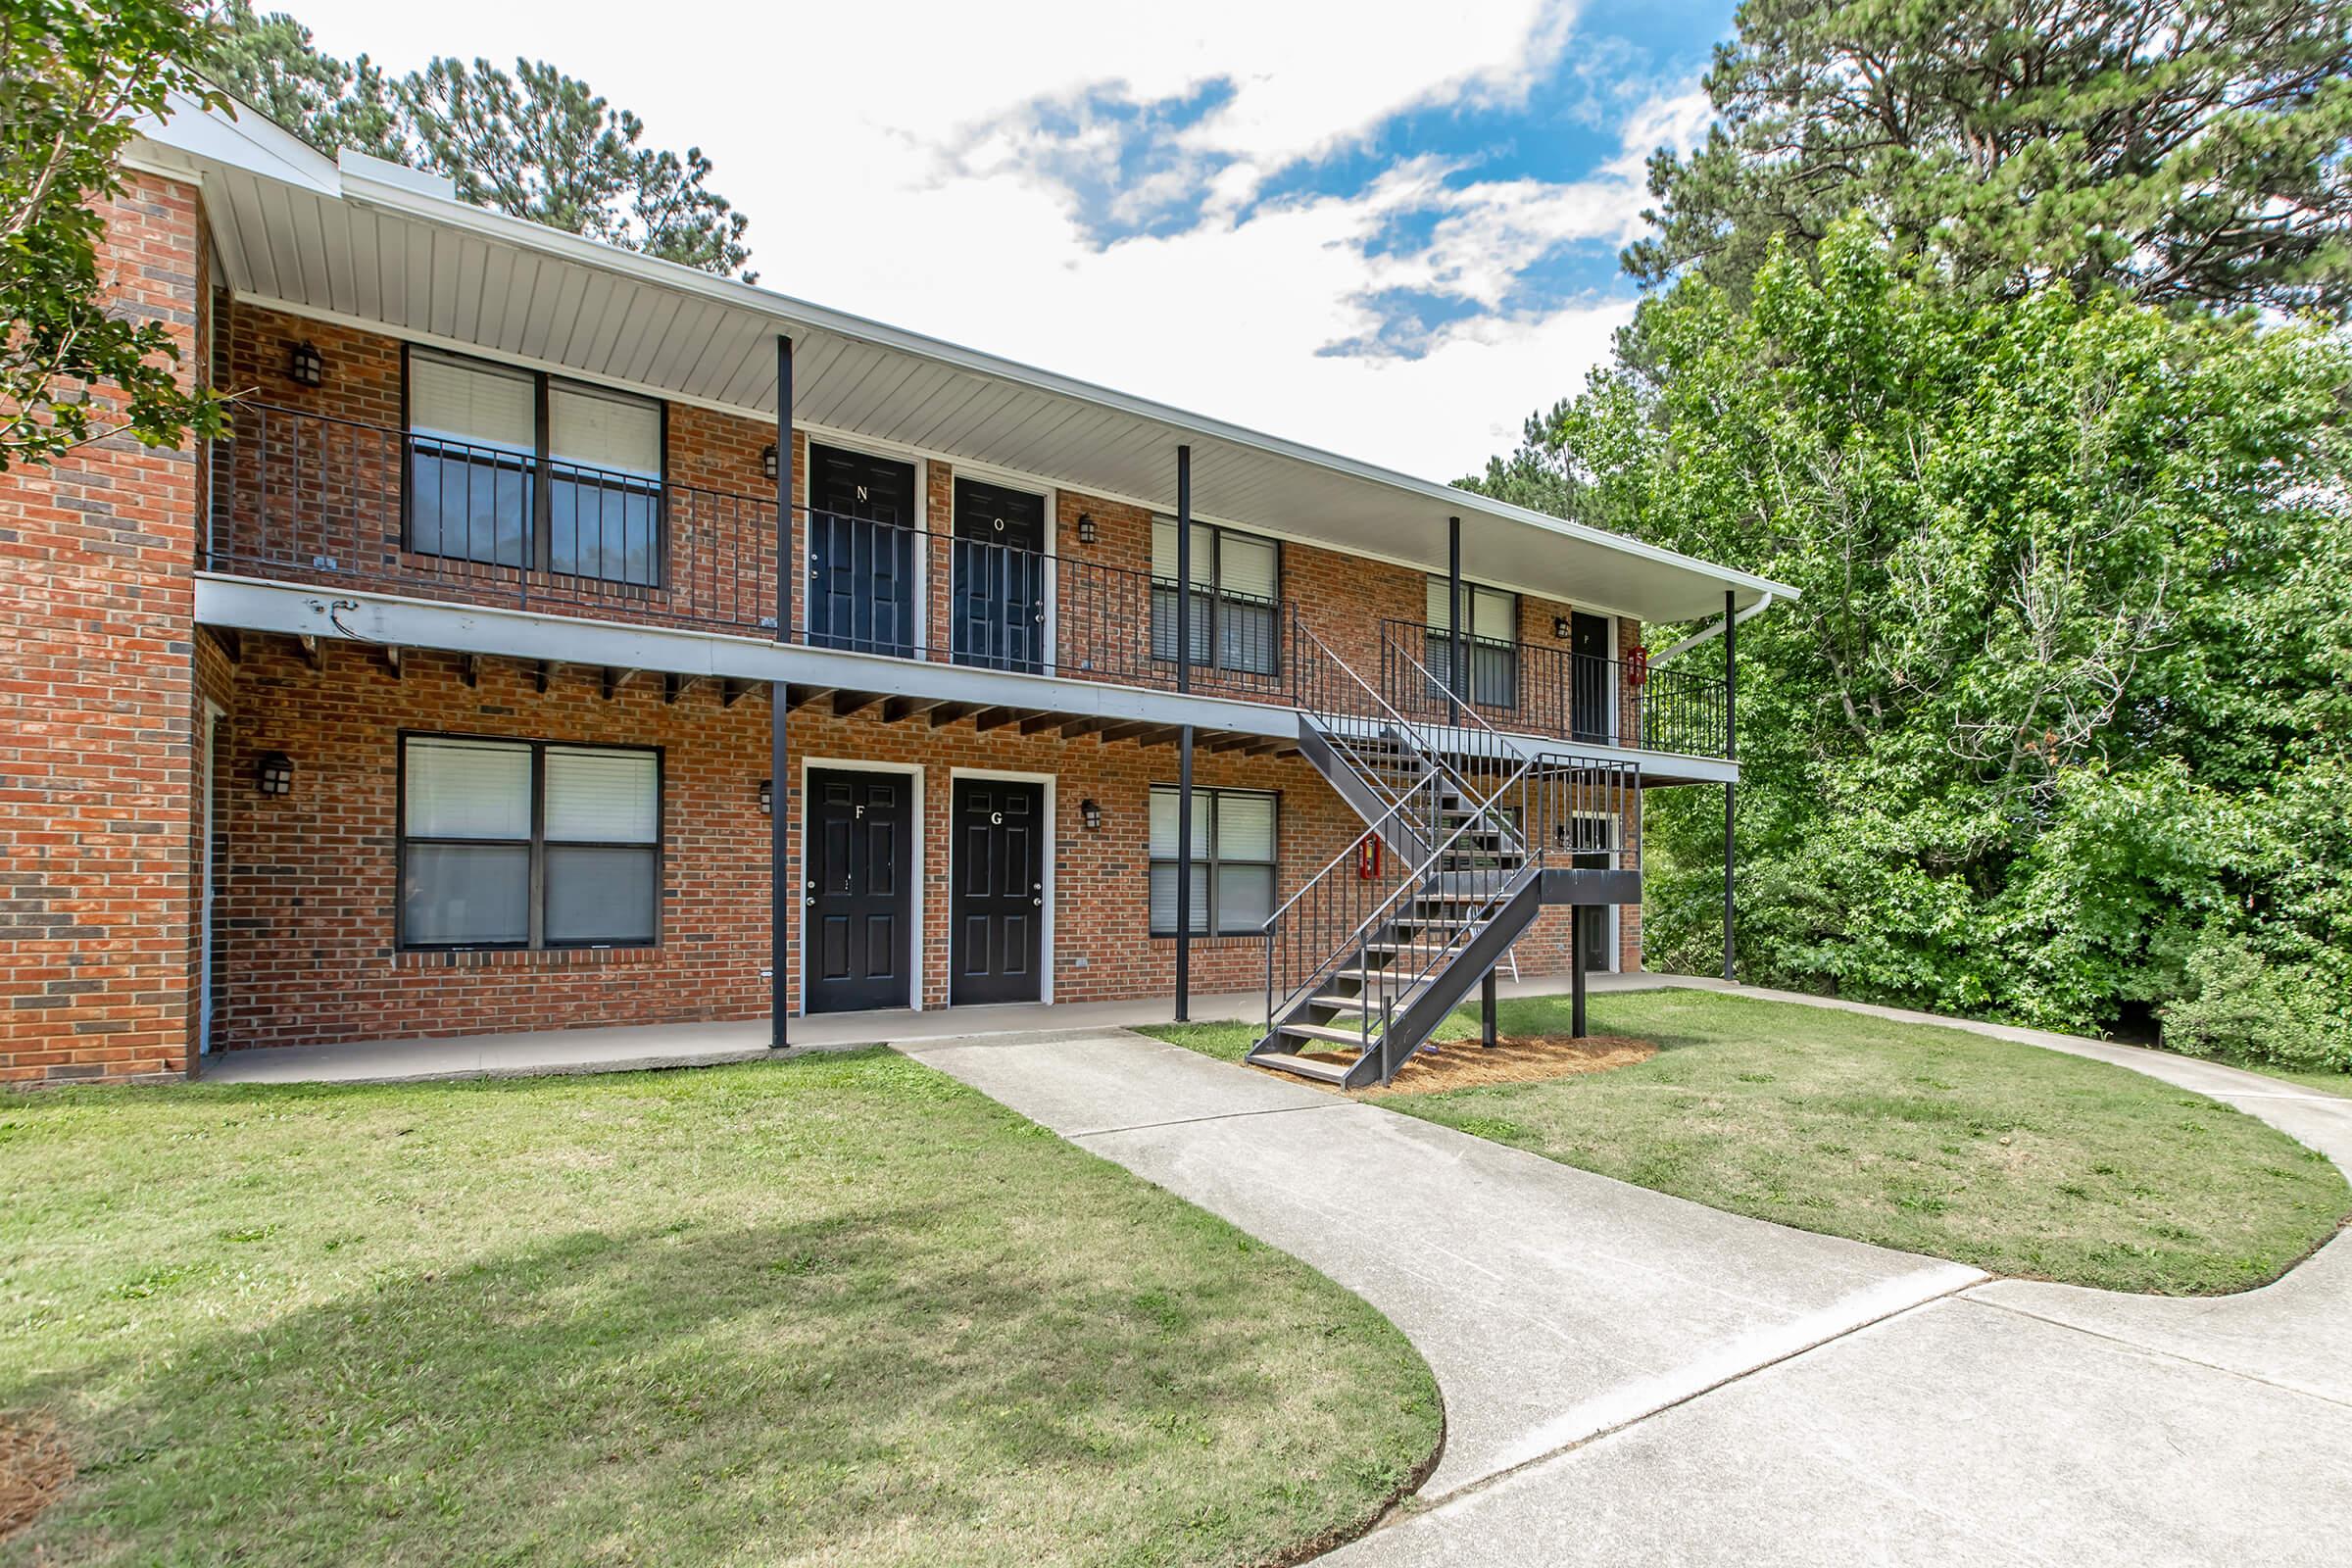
[1723,589,1738,984]
[1571,907,1589,1038]
[770,335,794,1048]
[1174,444,1194,1021]
[1481,967,1497,1049]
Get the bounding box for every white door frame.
[198,700,224,1053]
[947,766,1056,1005]
[797,757,925,1014]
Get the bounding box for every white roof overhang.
[131,93,1794,626]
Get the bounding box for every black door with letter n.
[952,778,1044,1004]
[805,768,911,1013]
[807,444,916,657]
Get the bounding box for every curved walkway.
[896,979,2352,1565]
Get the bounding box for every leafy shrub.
[2160,933,2350,1073]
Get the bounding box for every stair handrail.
[1376,623,1535,855]
[1260,749,1539,1035]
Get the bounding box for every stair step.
[1282,1021,1382,1048]
[1250,1052,1354,1084]
[1311,987,1428,1015]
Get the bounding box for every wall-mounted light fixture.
[760,444,779,483]
[1075,514,1098,546]
[287,340,324,388]
[256,751,294,797]
[758,778,773,814]
[1552,615,1572,640]
[1079,798,1103,831]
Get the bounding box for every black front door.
[1570,611,1612,744]
[805,768,912,1012]
[952,478,1048,671]
[951,778,1044,1004]
[807,444,916,657]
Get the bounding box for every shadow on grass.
[20,1206,1400,1566]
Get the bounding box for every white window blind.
[405,738,531,839]
[1149,786,1209,859]
[1151,518,1215,586]
[1216,792,1275,860]
[1219,533,1278,602]
[1427,579,1517,641]
[409,351,535,454]
[544,748,659,843]
[550,384,661,477]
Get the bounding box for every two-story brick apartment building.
[0,94,1790,1088]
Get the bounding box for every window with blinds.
[1150,519,1280,676]
[400,736,660,949]
[1424,577,1520,709]
[406,346,664,587]
[1148,786,1277,936]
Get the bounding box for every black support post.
[1481,967,1497,1049]
[1723,589,1738,985]
[1174,445,1193,1021]
[769,334,794,1050]
[1447,514,1465,720]
[1571,907,1589,1038]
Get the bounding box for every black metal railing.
[1380,619,1729,759]
[206,405,1730,754]
[209,403,779,630]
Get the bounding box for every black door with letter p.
[805,768,912,1013]
[952,778,1044,1004]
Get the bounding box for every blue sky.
[288,0,1740,476]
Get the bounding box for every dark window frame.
[1424,577,1521,710]
[395,731,666,952]
[1151,519,1283,677]
[399,344,671,590]
[1148,784,1280,938]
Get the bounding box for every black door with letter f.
[952,779,1044,1004]
[805,768,911,1012]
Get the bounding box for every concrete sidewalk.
[899,986,2352,1564]
[195,970,1641,1086]
[897,1025,1982,1499]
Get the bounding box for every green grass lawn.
[0,1051,1437,1566]
[1144,991,2349,1295]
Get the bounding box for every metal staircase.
[1252,621,1639,1089]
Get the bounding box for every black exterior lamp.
[256,751,294,797]
[287,340,324,388]
[761,444,779,482]
[1076,514,1098,546]
[1552,615,1572,640]
[1079,798,1102,831]
[758,778,773,814]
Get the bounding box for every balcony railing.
[204,404,1731,756]
[1380,619,1729,759]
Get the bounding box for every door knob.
[1031,897,1042,906]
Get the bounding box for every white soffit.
[135,95,1795,626]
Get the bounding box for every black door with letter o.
[952,778,1044,1004]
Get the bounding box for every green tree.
[1627,0,2352,318]
[1563,223,2351,1039]
[1,0,231,470]
[204,4,754,278]
[201,0,397,161]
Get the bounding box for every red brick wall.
[208,636,1407,1051]
[0,172,207,1083]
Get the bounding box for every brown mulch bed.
[0,1415,72,1544]
[1274,1033,1657,1095]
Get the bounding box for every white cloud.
[274,0,1712,478]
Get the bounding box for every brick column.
[0,171,208,1082]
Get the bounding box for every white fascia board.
[193,575,1303,740]
[127,86,341,195]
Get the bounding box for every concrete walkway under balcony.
[196,969,1635,1086]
